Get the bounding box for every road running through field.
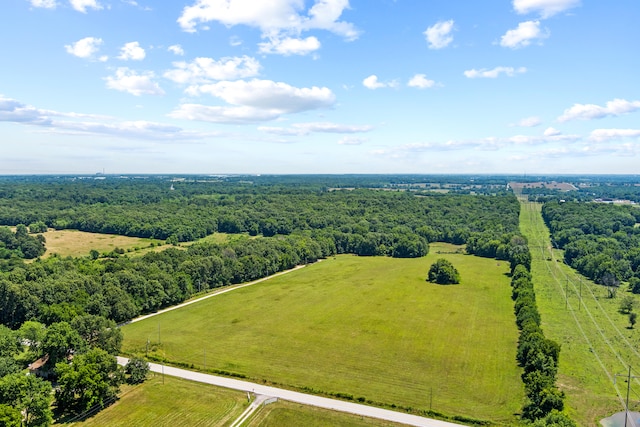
[116,357,463,427]
[122,264,309,325]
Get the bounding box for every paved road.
[117,357,464,427]
[122,264,308,325]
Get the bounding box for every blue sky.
[1,0,639,174]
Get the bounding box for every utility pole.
[614,366,639,427]
[579,278,582,311]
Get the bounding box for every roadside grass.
[57,375,248,427]
[519,200,640,426]
[122,243,523,424]
[246,400,407,427]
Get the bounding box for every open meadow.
[40,229,165,258]
[122,243,523,424]
[519,200,640,426]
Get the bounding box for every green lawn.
[122,244,523,424]
[519,200,640,426]
[58,375,248,427]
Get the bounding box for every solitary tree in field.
[630,312,637,329]
[427,259,460,285]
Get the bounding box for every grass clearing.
[57,374,248,427]
[519,200,640,426]
[41,229,165,258]
[122,243,523,424]
[40,230,242,258]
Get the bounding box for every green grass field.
[122,244,523,424]
[58,375,248,427]
[519,200,640,426]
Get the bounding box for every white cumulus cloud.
[69,0,102,13]
[558,99,640,122]
[65,37,103,59]
[259,122,373,136]
[0,95,215,141]
[172,79,335,124]
[500,20,547,48]
[408,74,436,89]
[589,128,640,141]
[513,0,580,18]
[105,68,165,96]
[164,56,261,84]
[515,116,542,127]
[28,0,57,8]
[118,42,146,61]
[464,66,527,78]
[177,0,359,54]
[424,20,454,49]
[168,44,185,56]
[338,136,366,145]
[258,36,321,56]
[544,127,562,136]
[362,75,397,90]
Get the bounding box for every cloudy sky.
[1,0,638,174]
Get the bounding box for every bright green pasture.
[122,244,522,423]
[519,201,640,426]
[246,400,407,427]
[59,375,248,427]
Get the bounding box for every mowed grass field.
[519,201,640,426]
[58,375,248,427]
[122,244,523,423]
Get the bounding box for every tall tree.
[55,348,123,414]
[0,373,53,427]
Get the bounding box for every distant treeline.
[0,177,519,258]
[542,200,640,288]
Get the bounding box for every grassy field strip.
[526,199,640,374]
[552,254,640,363]
[519,199,635,423]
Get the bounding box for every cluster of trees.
[510,253,569,423]
[0,316,149,426]
[427,259,460,284]
[0,234,334,328]
[0,225,46,260]
[542,201,640,288]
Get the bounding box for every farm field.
[40,229,240,258]
[40,229,166,258]
[58,375,248,427]
[122,243,523,424]
[519,200,640,426]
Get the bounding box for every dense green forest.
[542,200,640,290]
